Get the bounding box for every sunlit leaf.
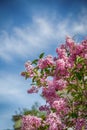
[39,52,45,59]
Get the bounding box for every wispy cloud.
[0,9,87,62]
[0,72,45,129]
[0,72,45,106]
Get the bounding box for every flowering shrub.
[21,36,87,130]
[22,115,42,130]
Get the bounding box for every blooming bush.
[21,36,87,130]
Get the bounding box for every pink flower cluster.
[38,55,54,69]
[21,115,42,130]
[75,118,86,130]
[52,98,66,113]
[45,112,62,130]
[54,79,67,90]
[39,104,50,113]
[25,61,34,77]
[21,36,87,130]
[27,86,38,94]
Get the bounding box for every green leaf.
[39,52,45,59]
[82,126,85,130]
[21,71,30,79]
[75,72,82,80]
[41,69,44,75]
[25,72,30,79]
[70,75,75,80]
[76,56,84,63]
[70,112,78,118]
[45,68,49,73]
[32,76,36,82]
[71,92,76,96]
[32,59,38,65]
[14,119,22,129]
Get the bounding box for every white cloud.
[0,9,87,62]
[70,9,87,34]
[0,72,45,129]
[0,72,45,106]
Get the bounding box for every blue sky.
[0,0,87,129]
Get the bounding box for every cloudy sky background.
[0,0,87,129]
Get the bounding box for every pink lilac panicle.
[56,59,66,71]
[56,48,66,59]
[42,86,58,105]
[27,86,38,94]
[38,55,54,69]
[45,112,61,130]
[66,36,75,49]
[21,115,42,130]
[81,39,87,47]
[53,79,67,90]
[39,104,50,112]
[75,118,86,130]
[42,80,60,105]
[25,61,34,77]
[52,98,66,113]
